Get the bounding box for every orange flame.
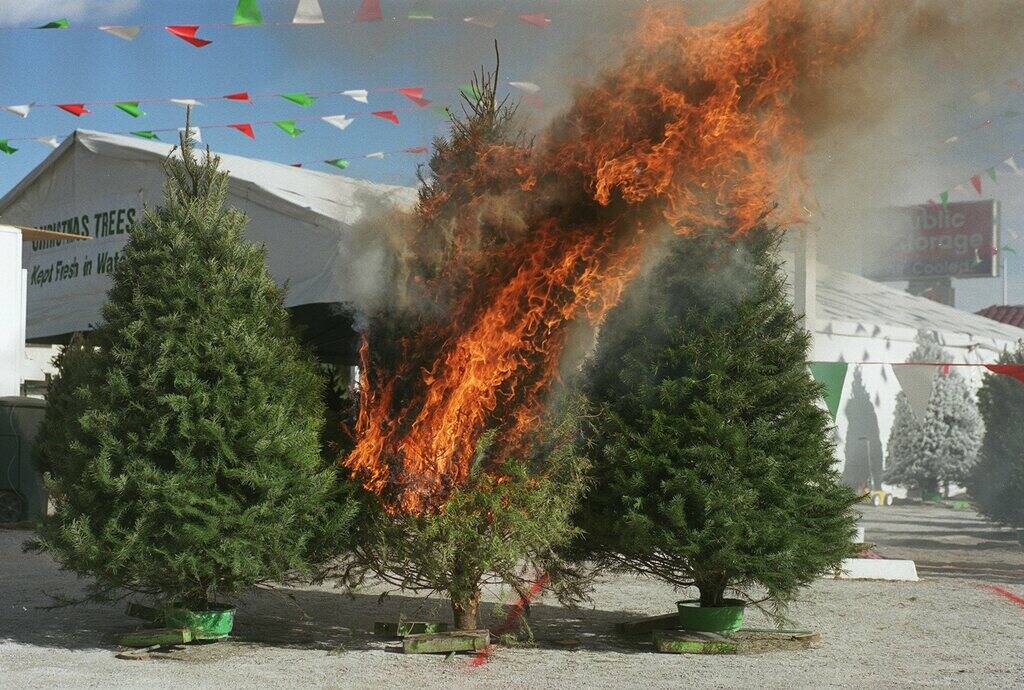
[343,0,881,514]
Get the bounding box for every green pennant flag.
[233,0,263,26]
[408,1,435,19]
[987,166,997,183]
[0,140,18,154]
[431,104,451,119]
[36,18,69,29]
[131,131,160,141]
[808,362,848,421]
[459,83,482,102]
[281,92,317,107]
[325,158,349,170]
[939,191,949,208]
[274,120,304,137]
[115,102,145,118]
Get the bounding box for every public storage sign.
[866,200,999,281]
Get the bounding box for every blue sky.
[3,0,1024,310]
[0,0,595,190]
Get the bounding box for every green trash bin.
[0,396,47,523]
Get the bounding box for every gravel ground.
[1,502,1021,689]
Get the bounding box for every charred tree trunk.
[451,588,482,630]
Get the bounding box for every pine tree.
[884,332,983,496]
[573,230,859,611]
[32,123,352,607]
[969,349,1024,527]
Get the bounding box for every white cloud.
[0,0,139,25]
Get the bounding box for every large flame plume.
[343,0,881,514]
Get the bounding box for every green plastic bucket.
[161,603,236,640]
[676,599,745,633]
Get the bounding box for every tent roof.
[808,261,1024,344]
[0,129,418,225]
[976,304,1024,330]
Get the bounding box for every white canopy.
[0,130,417,340]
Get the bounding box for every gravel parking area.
[1,503,1021,689]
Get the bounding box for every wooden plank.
[615,612,680,635]
[654,629,819,655]
[125,602,162,622]
[375,621,449,638]
[117,627,193,648]
[12,226,91,242]
[654,630,738,655]
[403,630,489,654]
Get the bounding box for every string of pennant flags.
[2,1,552,46]
[0,81,540,122]
[808,360,1024,422]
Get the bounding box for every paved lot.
[0,502,1021,689]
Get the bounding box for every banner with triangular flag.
[4,104,32,118]
[365,151,385,159]
[224,91,251,102]
[986,166,997,183]
[984,364,1024,384]
[322,115,354,130]
[228,123,255,139]
[342,89,368,104]
[508,81,540,94]
[355,0,382,22]
[464,16,497,28]
[99,25,140,41]
[519,13,551,28]
[131,131,160,140]
[282,92,317,107]
[892,364,937,422]
[460,83,482,102]
[170,99,203,108]
[293,0,325,24]
[970,174,982,195]
[0,140,18,154]
[166,25,212,47]
[404,146,428,154]
[398,87,431,107]
[325,158,349,169]
[233,0,263,26]
[35,136,60,149]
[58,104,89,117]
[372,110,399,124]
[274,119,304,137]
[36,19,69,29]
[115,102,145,118]
[939,191,949,208]
[808,362,848,421]
[1006,156,1023,176]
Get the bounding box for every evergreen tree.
[32,125,352,607]
[884,332,983,496]
[574,231,859,611]
[969,349,1024,527]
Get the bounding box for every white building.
[1,130,1020,485]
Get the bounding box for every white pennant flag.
[322,115,354,131]
[508,81,541,94]
[293,0,325,24]
[99,25,140,41]
[4,104,32,118]
[179,127,201,143]
[953,184,967,195]
[170,99,203,108]
[35,136,59,149]
[1006,156,1024,176]
[342,90,369,104]
[892,364,938,422]
[365,151,386,159]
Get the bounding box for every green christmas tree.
[32,124,351,607]
[574,230,859,611]
[969,349,1024,527]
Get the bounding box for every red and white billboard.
[866,200,999,281]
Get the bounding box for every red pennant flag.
[57,103,90,117]
[970,174,983,195]
[355,0,382,22]
[372,110,399,124]
[518,13,550,28]
[223,91,251,102]
[228,123,255,139]
[398,87,431,108]
[404,146,428,154]
[985,364,1024,384]
[165,25,212,47]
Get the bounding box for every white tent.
[0,130,416,342]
